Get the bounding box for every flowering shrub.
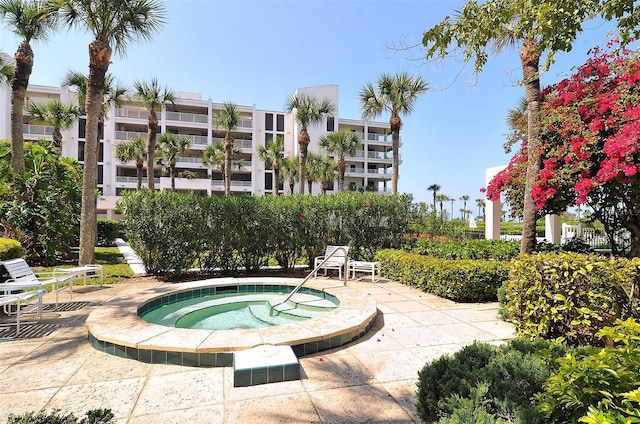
[487,45,640,256]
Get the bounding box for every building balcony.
[211,179,253,192]
[115,130,147,141]
[115,108,147,120]
[211,138,253,150]
[166,111,209,124]
[116,176,160,185]
[23,124,53,136]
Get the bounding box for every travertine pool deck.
[0,276,515,423]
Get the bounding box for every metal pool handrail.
[270,247,348,315]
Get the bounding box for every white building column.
[485,166,506,240]
[545,214,562,245]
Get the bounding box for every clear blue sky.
[0,0,619,210]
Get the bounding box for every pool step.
[233,344,300,387]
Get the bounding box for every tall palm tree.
[281,156,298,195]
[427,184,440,214]
[202,142,243,190]
[25,100,80,148]
[57,0,165,265]
[449,198,455,220]
[436,194,448,218]
[156,133,191,191]
[359,72,428,194]
[213,102,241,195]
[304,151,324,195]
[132,78,174,190]
[284,93,334,194]
[318,129,360,192]
[317,157,338,195]
[459,195,470,220]
[114,136,146,190]
[476,198,486,219]
[257,135,284,196]
[0,0,58,173]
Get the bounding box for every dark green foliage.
[412,238,520,260]
[97,219,123,247]
[561,237,594,254]
[504,252,639,345]
[0,141,82,265]
[6,408,114,424]
[417,341,553,423]
[375,249,508,302]
[0,237,21,260]
[119,191,412,277]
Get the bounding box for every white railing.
[231,160,252,169]
[211,180,252,188]
[238,118,253,129]
[177,157,202,164]
[190,135,209,145]
[346,167,365,174]
[166,111,208,124]
[367,133,390,142]
[23,124,54,136]
[115,108,147,120]
[116,176,160,184]
[235,139,253,149]
[115,130,147,140]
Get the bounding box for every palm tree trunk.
[520,38,542,254]
[79,37,111,266]
[224,135,232,195]
[136,161,143,190]
[170,164,175,191]
[10,41,33,173]
[390,114,402,195]
[298,128,310,194]
[52,128,63,148]
[146,112,158,190]
[273,166,280,196]
[307,179,313,194]
[338,158,346,192]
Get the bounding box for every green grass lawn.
[47,247,134,285]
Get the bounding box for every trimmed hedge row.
[410,238,521,260]
[375,249,509,302]
[0,237,21,261]
[503,252,640,346]
[119,190,412,277]
[97,219,123,247]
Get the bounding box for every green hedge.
[375,249,509,302]
[411,238,521,260]
[97,219,123,247]
[503,252,640,346]
[119,191,412,277]
[0,237,21,261]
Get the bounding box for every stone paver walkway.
[0,276,515,423]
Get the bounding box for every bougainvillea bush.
[487,44,640,256]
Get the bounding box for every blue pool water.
[139,289,338,331]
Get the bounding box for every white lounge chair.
[0,291,45,336]
[1,258,74,307]
[314,246,350,279]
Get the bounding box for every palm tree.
[202,142,243,190]
[359,72,428,194]
[476,198,486,219]
[449,198,455,220]
[284,93,334,194]
[304,151,325,195]
[317,157,338,195]
[0,0,58,173]
[57,0,165,265]
[156,133,191,191]
[132,78,175,190]
[114,136,146,190]
[318,129,360,192]
[459,195,470,220]
[436,194,448,218]
[427,184,440,214]
[257,135,284,196]
[281,156,298,195]
[0,52,13,85]
[213,102,241,195]
[25,100,80,148]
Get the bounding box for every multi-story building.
[0,83,398,217]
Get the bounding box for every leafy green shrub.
[97,219,122,247]
[0,142,81,265]
[375,249,508,302]
[0,237,21,260]
[412,238,520,260]
[537,319,640,423]
[6,408,114,423]
[504,252,639,345]
[417,340,553,423]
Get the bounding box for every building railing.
[211,180,252,188]
[116,176,160,184]
[166,111,209,124]
[115,108,147,120]
[177,156,203,164]
[115,130,147,140]
[23,124,54,136]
